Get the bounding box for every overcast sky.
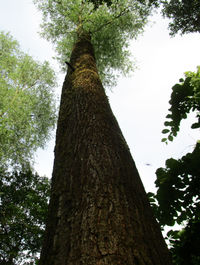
[0,0,199,193]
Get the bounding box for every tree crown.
[0,31,57,168]
[33,0,153,86]
[161,0,200,35]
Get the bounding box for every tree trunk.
[39,34,172,265]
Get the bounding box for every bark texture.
[39,34,172,265]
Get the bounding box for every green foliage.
[148,68,200,264]
[153,144,200,227]
[168,220,200,265]
[161,66,200,144]
[161,0,200,35]
[0,168,50,264]
[89,0,112,10]
[148,144,200,264]
[33,0,153,86]
[0,31,57,168]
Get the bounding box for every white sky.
[0,0,199,193]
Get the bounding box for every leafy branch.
[161,66,200,143]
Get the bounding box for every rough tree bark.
[39,33,172,265]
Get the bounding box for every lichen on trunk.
[39,33,172,265]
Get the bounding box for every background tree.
[0,168,50,265]
[148,67,200,264]
[154,0,200,35]
[34,0,171,264]
[0,31,57,168]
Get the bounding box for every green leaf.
[191,123,200,129]
[164,121,173,127]
[162,129,170,134]
[168,135,173,141]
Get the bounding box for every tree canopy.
[0,168,50,265]
[33,0,154,86]
[157,0,200,35]
[0,31,57,168]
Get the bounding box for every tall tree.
[34,0,172,264]
[0,31,57,168]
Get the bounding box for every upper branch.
[91,8,129,33]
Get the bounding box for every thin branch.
[92,8,129,33]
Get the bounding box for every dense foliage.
[0,168,50,264]
[148,68,200,264]
[149,145,200,264]
[152,0,200,35]
[0,31,57,168]
[161,66,200,143]
[153,144,200,227]
[89,0,112,9]
[161,0,200,35]
[168,220,200,265]
[33,0,154,86]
